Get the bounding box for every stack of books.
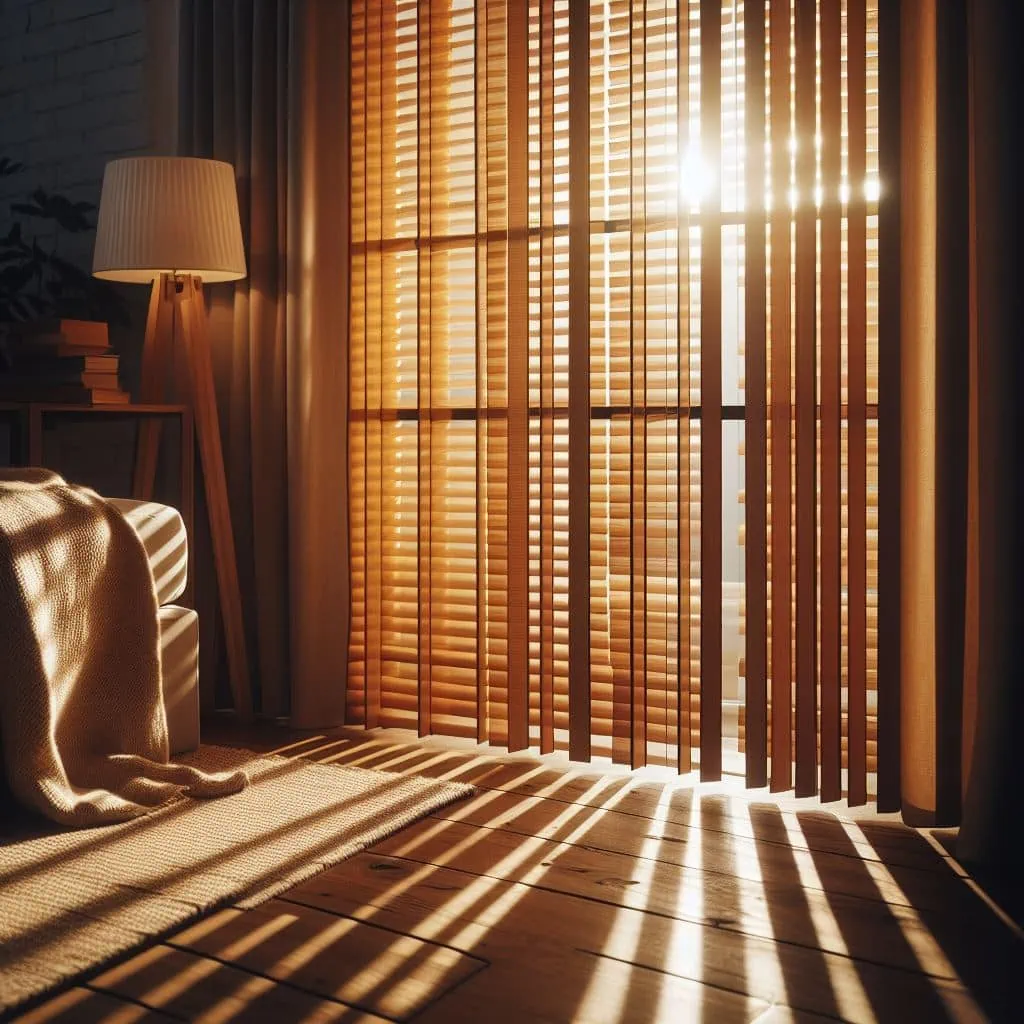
[0,319,128,405]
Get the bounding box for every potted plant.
[0,156,127,367]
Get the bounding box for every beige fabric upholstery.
[108,499,199,755]
[106,498,187,606]
[0,470,242,826]
[159,606,199,755]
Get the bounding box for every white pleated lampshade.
[92,157,246,284]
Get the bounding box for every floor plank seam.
[92,727,995,1022]
[158,938,399,1020]
[385,955,491,1024]
[83,980,188,1022]
[423,804,937,876]
[372,850,974,989]
[272,894,494,968]
[571,946,849,1023]
[416,813,958,914]
[227,731,948,868]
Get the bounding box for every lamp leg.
[132,273,174,499]
[175,277,252,721]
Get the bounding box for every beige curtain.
[889,0,971,826]
[894,0,1024,868]
[957,0,1024,871]
[178,0,349,727]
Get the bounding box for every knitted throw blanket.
[0,469,245,826]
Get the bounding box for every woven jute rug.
[0,745,473,1016]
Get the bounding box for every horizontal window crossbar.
[350,202,880,255]
[351,403,880,422]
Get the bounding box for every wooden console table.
[0,401,195,602]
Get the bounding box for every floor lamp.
[93,156,252,721]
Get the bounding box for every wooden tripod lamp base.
[133,274,252,722]
[93,157,253,722]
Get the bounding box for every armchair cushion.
[106,498,187,605]
[108,498,199,755]
[159,605,199,755]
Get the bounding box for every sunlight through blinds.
[349,0,882,803]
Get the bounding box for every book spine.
[3,370,118,384]
[0,385,128,404]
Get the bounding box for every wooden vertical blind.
[349,0,882,801]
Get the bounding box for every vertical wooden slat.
[539,0,556,755]
[364,0,383,730]
[483,0,509,747]
[506,0,530,751]
[631,0,649,769]
[568,0,591,762]
[819,0,843,802]
[474,0,487,744]
[846,0,869,806]
[744,0,768,788]
[794,0,817,797]
[676,0,692,774]
[769,0,792,791]
[416,0,433,738]
[699,0,722,781]
[613,417,633,762]
[875,0,901,811]
[348,0,364,726]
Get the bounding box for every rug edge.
[233,775,475,908]
[0,750,476,1019]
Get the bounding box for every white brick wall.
[0,0,179,394]
[0,0,155,264]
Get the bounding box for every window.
[349,0,880,801]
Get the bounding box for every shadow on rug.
[0,745,473,1017]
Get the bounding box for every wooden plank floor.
[15,725,1022,1023]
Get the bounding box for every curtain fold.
[178,0,349,727]
[957,0,1024,871]
[894,0,1024,864]
[894,0,970,826]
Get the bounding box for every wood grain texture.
[819,0,843,802]
[769,0,793,792]
[699,0,723,782]
[416,0,434,739]
[846,0,869,807]
[177,280,252,721]
[567,0,591,763]
[132,276,174,502]
[675,0,692,777]
[28,727,1015,1024]
[15,985,178,1022]
[875,0,902,812]
[90,943,391,1023]
[793,0,818,798]
[629,0,649,771]
[286,853,978,1024]
[539,0,556,757]
[505,0,530,753]
[171,903,485,1021]
[743,0,769,789]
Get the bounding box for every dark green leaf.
[0,263,36,291]
[9,202,45,219]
